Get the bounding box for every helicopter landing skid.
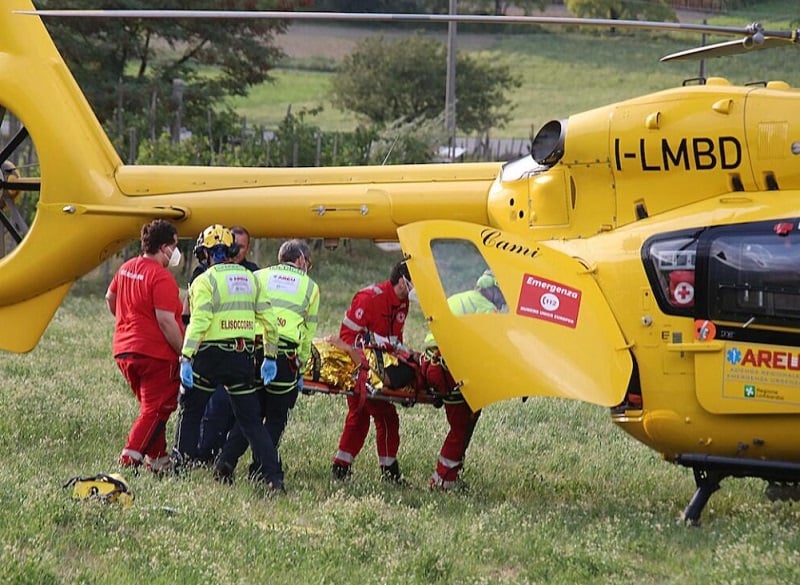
[676,454,800,526]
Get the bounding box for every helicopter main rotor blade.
[14,9,798,42]
[661,35,796,62]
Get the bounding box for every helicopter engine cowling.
[487,77,800,242]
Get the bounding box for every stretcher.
[301,379,443,407]
[301,337,456,407]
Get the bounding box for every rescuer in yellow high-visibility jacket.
[215,239,320,485]
[173,224,284,492]
[424,269,506,491]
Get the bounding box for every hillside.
[231,2,800,139]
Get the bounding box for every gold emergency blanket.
[304,337,401,392]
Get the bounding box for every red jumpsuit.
[421,348,482,489]
[431,396,481,489]
[109,256,183,472]
[333,280,408,472]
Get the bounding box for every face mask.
[408,288,419,304]
[402,275,414,296]
[168,246,182,268]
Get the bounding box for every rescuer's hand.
[179,358,194,389]
[261,358,277,385]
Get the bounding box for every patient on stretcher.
[302,336,454,406]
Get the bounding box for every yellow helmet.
[193,224,240,262]
[476,269,498,290]
[197,224,234,249]
[63,473,134,507]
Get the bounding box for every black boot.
[213,461,235,485]
[380,461,404,484]
[331,462,352,480]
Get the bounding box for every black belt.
[278,338,299,351]
[200,338,255,352]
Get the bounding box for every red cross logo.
[674,282,694,305]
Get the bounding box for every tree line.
[33,0,764,168]
[36,0,521,167]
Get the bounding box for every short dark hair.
[140,219,177,255]
[230,225,250,241]
[389,260,411,285]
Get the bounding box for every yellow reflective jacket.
[424,289,498,347]
[182,263,278,359]
[447,289,498,316]
[255,263,320,371]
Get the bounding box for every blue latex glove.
[261,358,277,385]
[180,359,194,389]
[297,376,304,394]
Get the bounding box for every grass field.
[229,3,800,139]
[3,240,800,584]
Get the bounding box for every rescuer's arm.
[298,282,321,370]
[325,335,368,369]
[254,277,278,360]
[181,293,191,326]
[181,276,213,359]
[339,292,369,346]
[105,275,118,317]
[155,309,183,356]
[105,289,117,317]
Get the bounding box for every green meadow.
[2,240,800,584]
[228,2,799,138]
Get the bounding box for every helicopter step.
[675,454,800,526]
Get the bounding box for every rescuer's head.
[476,269,505,311]
[390,260,413,300]
[194,224,240,265]
[278,239,312,273]
[230,225,252,264]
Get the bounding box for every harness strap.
[202,338,255,353]
[352,348,370,412]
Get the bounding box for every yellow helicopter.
[3,0,800,524]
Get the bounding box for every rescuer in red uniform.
[106,219,184,474]
[331,260,414,482]
[424,270,505,490]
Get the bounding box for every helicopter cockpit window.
[643,234,699,315]
[431,239,509,315]
[707,227,800,326]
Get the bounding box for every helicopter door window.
[644,236,698,314]
[707,227,800,326]
[431,239,509,315]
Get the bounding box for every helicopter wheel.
[764,481,800,502]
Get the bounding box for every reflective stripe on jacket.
[183,263,278,358]
[256,263,320,369]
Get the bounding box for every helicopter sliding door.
[398,220,631,410]
[644,221,800,414]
